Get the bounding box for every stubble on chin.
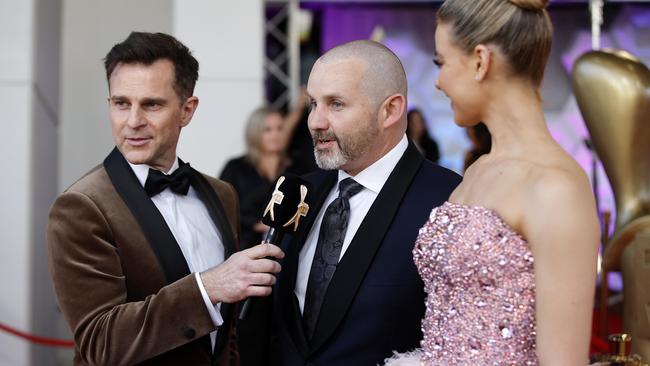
[311,122,379,171]
[314,144,348,170]
[312,130,346,170]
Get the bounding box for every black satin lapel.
[188,169,238,258]
[309,142,424,353]
[279,170,337,356]
[278,265,309,355]
[103,147,191,284]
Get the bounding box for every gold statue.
[283,185,310,232]
[592,334,648,366]
[573,50,650,362]
[263,175,286,222]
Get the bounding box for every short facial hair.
[311,116,379,170]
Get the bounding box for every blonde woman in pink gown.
[385,0,600,364]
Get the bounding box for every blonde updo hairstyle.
[437,0,553,87]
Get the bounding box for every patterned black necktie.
[302,177,364,339]
[144,162,192,197]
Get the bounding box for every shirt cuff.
[195,272,224,327]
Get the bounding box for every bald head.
[318,40,407,109]
[306,40,409,175]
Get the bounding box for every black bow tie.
[144,162,192,197]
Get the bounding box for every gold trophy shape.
[283,184,310,232]
[261,175,311,237]
[263,176,286,222]
[240,174,311,320]
[573,50,650,362]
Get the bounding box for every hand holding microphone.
[199,242,285,304]
[239,174,312,319]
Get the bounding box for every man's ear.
[380,93,406,129]
[473,44,491,82]
[180,96,199,127]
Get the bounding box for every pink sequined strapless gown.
[388,201,538,366]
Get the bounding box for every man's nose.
[127,106,146,128]
[307,104,329,131]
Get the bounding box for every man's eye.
[433,58,442,68]
[332,101,343,109]
[145,103,162,110]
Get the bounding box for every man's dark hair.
[104,32,199,101]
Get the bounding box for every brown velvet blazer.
[48,148,240,366]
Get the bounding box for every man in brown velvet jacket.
[47,32,283,366]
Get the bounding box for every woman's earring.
[475,75,480,81]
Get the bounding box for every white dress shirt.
[129,158,224,350]
[294,135,408,313]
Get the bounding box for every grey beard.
[314,146,349,170]
[311,119,379,171]
[311,131,350,170]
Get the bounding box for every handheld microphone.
[239,174,312,320]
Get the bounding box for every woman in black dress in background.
[220,104,305,246]
[406,109,441,163]
[463,122,491,172]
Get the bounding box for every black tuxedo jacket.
[270,141,461,365]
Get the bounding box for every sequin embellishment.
[413,202,537,365]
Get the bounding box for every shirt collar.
[128,157,180,188]
[337,134,408,194]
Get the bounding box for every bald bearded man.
[270,40,461,365]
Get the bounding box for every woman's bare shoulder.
[526,146,592,199]
[522,150,599,250]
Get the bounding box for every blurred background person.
[285,89,320,176]
[463,122,491,172]
[220,107,290,247]
[220,95,307,247]
[219,104,305,366]
[406,108,440,163]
